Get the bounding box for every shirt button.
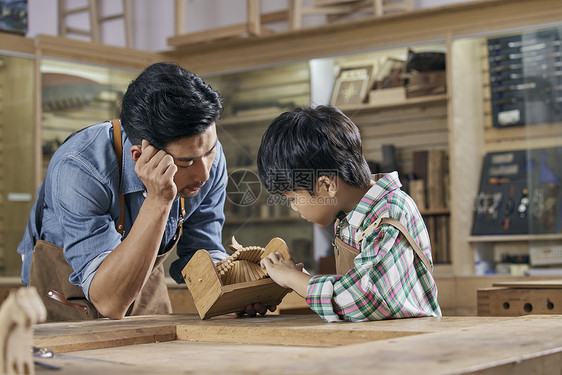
[143,191,147,198]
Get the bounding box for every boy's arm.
[260,252,311,297]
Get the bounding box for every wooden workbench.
[32,313,562,374]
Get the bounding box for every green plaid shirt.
[306,172,441,322]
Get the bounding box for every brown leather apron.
[29,241,173,321]
[28,120,178,321]
[333,216,433,275]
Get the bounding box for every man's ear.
[317,175,338,197]
[130,145,142,163]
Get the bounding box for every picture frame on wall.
[0,0,28,35]
[330,65,373,107]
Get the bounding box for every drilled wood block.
[478,287,562,316]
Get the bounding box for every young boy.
[257,105,441,322]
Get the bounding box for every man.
[18,62,234,319]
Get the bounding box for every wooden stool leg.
[89,0,101,43]
[289,0,303,30]
[247,0,261,36]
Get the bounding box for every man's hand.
[135,140,177,204]
[236,303,277,318]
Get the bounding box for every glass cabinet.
[455,25,562,277]
[40,58,139,178]
[0,53,34,276]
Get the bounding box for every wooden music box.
[182,237,292,319]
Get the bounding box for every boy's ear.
[130,145,142,163]
[317,175,338,197]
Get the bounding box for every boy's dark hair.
[257,105,372,194]
[120,62,222,149]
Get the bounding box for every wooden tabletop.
[33,313,562,374]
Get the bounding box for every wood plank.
[358,118,447,137]
[33,315,184,353]
[169,24,250,45]
[176,321,422,347]
[485,123,562,144]
[35,34,161,71]
[492,280,562,289]
[0,33,34,55]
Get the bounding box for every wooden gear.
[182,237,292,320]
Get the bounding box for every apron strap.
[112,119,186,239]
[357,217,433,274]
[111,119,126,236]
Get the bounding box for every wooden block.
[477,287,562,316]
[368,87,406,105]
[427,149,445,209]
[436,215,450,263]
[181,250,223,318]
[0,287,46,374]
[408,179,426,210]
[412,150,428,180]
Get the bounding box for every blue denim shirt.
[17,121,228,298]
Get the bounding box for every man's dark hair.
[257,105,372,194]
[120,62,222,148]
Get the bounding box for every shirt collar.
[120,129,145,195]
[342,171,402,228]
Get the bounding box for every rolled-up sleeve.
[49,156,122,297]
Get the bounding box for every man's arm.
[89,141,177,319]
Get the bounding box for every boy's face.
[283,185,339,227]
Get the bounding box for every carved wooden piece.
[182,237,292,319]
[215,238,269,284]
[0,287,46,375]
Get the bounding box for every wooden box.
[368,87,406,105]
[182,237,292,319]
[405,71,446,98]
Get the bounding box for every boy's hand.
[135,140,177,204]
[261,252,311,297]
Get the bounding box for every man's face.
[165,122,218,198]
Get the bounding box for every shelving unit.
[338,93,448,112]
[318,44,451,265]
[166,0,562,314]
[464,25,562,278]
[0,46,35,277]
[469,234,562,243]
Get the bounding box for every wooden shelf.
[468,234,562,243]
[338,94,448,113]
[421,208,450,216]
